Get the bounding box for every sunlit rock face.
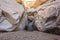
[22,0,36,9]
[16,0,48,9]
[32,0,48,8]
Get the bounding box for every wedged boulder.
[27,8,37,21]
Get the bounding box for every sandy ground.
[0,31,60,40]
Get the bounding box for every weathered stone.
[0,0,28,31]
[34,5,58,31]
[0,0,24,24]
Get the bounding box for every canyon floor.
[0,31,60,40]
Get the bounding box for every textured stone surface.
[0,31,60,40]
[34,0,60,31]
[34,5,58,31]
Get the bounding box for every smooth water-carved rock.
[0,9,2,17]
[0,0,27,31]
[17,12,28,30]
